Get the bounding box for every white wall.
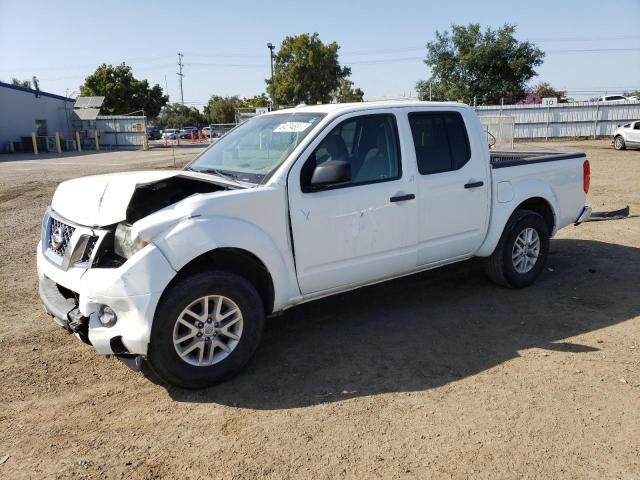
[0,85,75,148]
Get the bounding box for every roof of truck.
[267,100,471,115]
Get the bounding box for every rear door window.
[408,112,471,175]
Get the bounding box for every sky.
[1,0,639,108]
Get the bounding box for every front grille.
[48,218,75,256]
[43,208,109,271]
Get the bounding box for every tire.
[146,271,264,389]
[485,209,550,289]
[614,136,626,151]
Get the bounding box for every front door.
[288,112,418,295]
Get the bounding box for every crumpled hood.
[51,170,222,226]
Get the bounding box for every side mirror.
[310,160,352,187]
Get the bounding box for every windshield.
[188,112,325,184]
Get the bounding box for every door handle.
[390,194,415,203]
[464,181,484,189]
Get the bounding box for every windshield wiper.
[191,167,256,186]
[197,168,239,181]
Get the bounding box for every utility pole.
[267,43,276,110]
[177,52,184,105]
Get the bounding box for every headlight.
[114,223,148,259]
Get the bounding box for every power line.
[177,52,184,105]
[5,38,639,74]
[530,34,640,42]
[339,35,640,56]
[184,51,265,59]
[186,62,266,68]
[344,48,640,65]
[547,47,640,53]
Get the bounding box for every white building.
[0,81,75,153]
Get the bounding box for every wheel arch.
[159,247,275,316]
[516,197,555,235]
[149,215,301,314]
[477,193,557,257]
[614,134,626,149]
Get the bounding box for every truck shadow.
[166,238,640,409]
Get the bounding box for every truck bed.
[490,151,585,169]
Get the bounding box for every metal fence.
[475,101,640,140]
[479,116,515,150]
[97,116,147,147]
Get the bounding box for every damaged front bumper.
[37,240,176,359]
[39,276,89,339]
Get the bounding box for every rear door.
[287,111,418,295]
[407,109,490,265]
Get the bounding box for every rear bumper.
[574,205,592,225]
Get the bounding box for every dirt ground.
[0,140,638,479]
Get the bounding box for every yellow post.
[31,132,38,155]
[75,131,82,152]
[94,130,100,151]
[54,132,62,154]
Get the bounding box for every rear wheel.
[485,209,550,288]
[146,271,264,389]
[614,136,626,150]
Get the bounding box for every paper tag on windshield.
[273,122,311,133]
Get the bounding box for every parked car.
[201,126,220,138]
[612,121,640,150]
[147,126,162,140]
[179,126,199,139]
[599,95,634,103]
[37,101,591,388]
[162,129,180,140]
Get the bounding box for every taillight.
[583,160,590,194]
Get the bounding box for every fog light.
[98,305,117,327]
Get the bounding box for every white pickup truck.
[38,101,592,388]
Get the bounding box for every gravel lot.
[0,140,638,479]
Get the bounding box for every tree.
[11,78,32,88]
[416,24,544,105]
[268,33,352,105]
[239,93,270,109]
[80,63,168,117]
[156,103,204,129]
[334,78,365,103]
[203,94,272,124]
[518,82,563,104]
[528,82,559,99]
[204,95,240,124]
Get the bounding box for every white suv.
[613,121,640,150]
[600,95,634,102]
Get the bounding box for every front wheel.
[614,136,626,150]
[485,209,550,289]
[146,271,264,389]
